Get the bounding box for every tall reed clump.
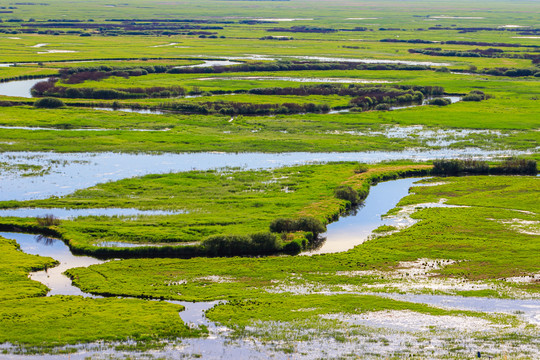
[36,214,61,227]
[494,157,537,175]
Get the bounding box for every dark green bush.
[283,240,302,255]
[462,94,483,101]
[270,216,326,236]
[294,217,326,235]
[334,185,360,206]
[269,218,296,233]
[432,159,489,176]
[250,232,283,252]
[202,232,283,256]
[428,98,451,106]
[34,97,65,108]
[374,103,391,111]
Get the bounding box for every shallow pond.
[1,150,532,201]
[0,231,104,297]
[1,174,539,358]
[0,78,43,98]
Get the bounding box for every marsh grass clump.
[270,217,326,236]
[462,90,489,102]
[36,214,60,227]
[428,97,451,106]
[432,158,537,176]
[495,157,537,175]
[269,218,296,233]
[432,159,489,176]
[334,185,360,206]
[354,163,369,174]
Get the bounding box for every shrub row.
[31,79,186,99]
[432,158,537,176]
[160,100,330,115]
[202,232,282,257]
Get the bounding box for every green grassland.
[0,236,57,301]
[0,163,430,253]
[59,171,540,301]
[0,66,538,153]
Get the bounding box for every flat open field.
[0,0,538,359]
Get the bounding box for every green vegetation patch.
[64,174,539,303]
[0,296,203,347]
[0,236,56,301]
[1,163,400,252]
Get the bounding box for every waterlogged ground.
[1,173,539,359]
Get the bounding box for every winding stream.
[1,150,532,202]
[307,177,421,254]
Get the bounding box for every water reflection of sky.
[306,177,420,254]
[0,150,529,201]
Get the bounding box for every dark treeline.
[105,18,234,24]
[56,61,432,79]
[159,100,330,115]
[267,26,337,33]
[21,22,224,30]
[432,158,537,176]
[382,38,540,48]
[424,26,540,34]
[31,78,186,99]
[409,47,540,62]
[0,73,50,83]
[247,83,442,97]
[59,65,170,84]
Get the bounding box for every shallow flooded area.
[1,149,532,201]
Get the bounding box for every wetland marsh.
[0,0,538,358]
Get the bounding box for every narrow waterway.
[306,177,422,254]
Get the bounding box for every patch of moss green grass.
[0,236,56,301]
[0,296,202,349]
[63,172,539,303]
